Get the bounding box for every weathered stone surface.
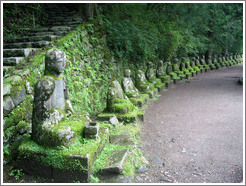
[3,48,38,58]
[3,84,12,96]
[3,75,22,85]
[135,70,155,93]
[13,69,30,78]
[106,80,134,114]
[25,81,33,94]
[84,122,100,139]
[109,115,119,126]
[4,41,50,49]
[122,69,140,99]
[58,126,75,142]
[3,57,25,66]
[32,49,74,146]
[110,134,135,146]
[3,96,15,116]
[101,149,129,175]
[11,87,26,106]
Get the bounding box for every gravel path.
[136,65,244,183]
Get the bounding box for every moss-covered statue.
[184,58,196,74]
[180,57,192,77]
[166,60,180,80]
[122,69,148,107]
[156,60,172,84]
[218,56,226,68]
[200,55,210,70]
[172,58,186,78]
[146,62,165,90]
[207,55,216,70]
[213,55,220,69]
[135,69,157,98]
[32,49,74,146]
[107,80,135,114]
[195,56,205,71]
[191,57,200,73]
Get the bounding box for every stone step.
[5,35,58,44]
[100,149,129,176]
[46,21,82,27]
[31,26,70,33]
[4,41,50,49]
[3,57,25,66]
[27,31,67,37]
[3,48,39,58]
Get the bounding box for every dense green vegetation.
[101,3,243,61]
[3,2,243,183]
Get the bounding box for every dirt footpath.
[136,65,244,183]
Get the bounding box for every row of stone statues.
[31,49,242,147]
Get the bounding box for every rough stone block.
[13,69,30,78]
[16,127,109,182]
[100,149,129,175]
[3,75,22,86]
[109,134,135,146]
[3,84,12,97]
[11,88,26,106]
[109,116,119,126]
[84,122,100,139]
[3,57,25,66]
[3,96,15,116]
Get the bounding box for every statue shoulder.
[35,76,55,101]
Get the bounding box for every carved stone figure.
[122,69,140,98]
[135,69,155,97]
[32,49,74,146]
[107,80,134,114]
[146,62,164,88]
[156,60,171,83]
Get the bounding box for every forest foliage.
[3,3,243,61]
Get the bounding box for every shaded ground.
[135,65,244,183]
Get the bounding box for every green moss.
[18,127,108,172]
[111,98,135,114]
[4,95,33,129]
[122,155,135,176]
[129,93,149,107]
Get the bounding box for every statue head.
[147,62,153,68]
[158,60,164,66]
[45,49,66,75]
[174,58,179,63]
[125,69,131,77]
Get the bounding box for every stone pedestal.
[17,127,109,182]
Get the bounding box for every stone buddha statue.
[122,69,140,99]
[107,80,134,114]
[32,49,74,146]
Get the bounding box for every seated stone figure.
[172,58,186,78]
[190,57,200,72]
[218,56,226,68]
[212,55,219,69]
[230,54,236,65]
[146,62,165,90]
[180,57,192,77]
[32,49,74,147]
[195,56,205,70]
[135,69,157,98]
[122,69,148,107]
[200,55,210,70]
[184,58,196,74]
[107,80,135,114]
[166,61,180,80]
[207,56,216,70]
[156,60,172,84]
